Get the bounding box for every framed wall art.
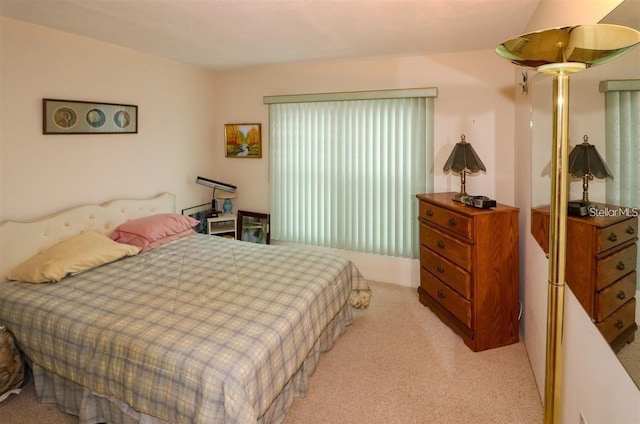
[43,99,138,134]
[237,210,270,244]
[224,123,262,158]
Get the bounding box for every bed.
[0,193,371,424]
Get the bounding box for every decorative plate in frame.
[43,99,137,134]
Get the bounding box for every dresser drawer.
[420,223,472,271]
[420,247,471,299]
[421,270,472,327]
[596,271,637,321]
[596,244,637,290]
[419,201,472,239]
[596,298,636,343]
[598,217,638,253]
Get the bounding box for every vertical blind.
[602,80,640,208]
[602,79,640,288]
[266,90,435,259]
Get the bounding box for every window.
[265,89,436,258]
[602,79,640,275]
[602,80,640,207]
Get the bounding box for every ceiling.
[0,0,636,71]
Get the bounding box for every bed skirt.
[32,301,353,424]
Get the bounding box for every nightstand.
[207,215,237,239]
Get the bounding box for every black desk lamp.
[195,176,237,212]
[443,134,486,202]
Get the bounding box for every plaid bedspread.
[0,235,367,423]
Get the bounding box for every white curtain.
[602,80,639,289]
[268,94,434,258]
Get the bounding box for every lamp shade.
[568,135,613,180]
[443,134,486,202]
[568,135,613,206]
[195,176,236,192]
[443,134,486,174]
[495,24,640,71]
[215,191,237,199]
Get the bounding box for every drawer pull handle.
[436,265,445,273]
[617,291,626,300]
[627,226,635,235]
[437,240,445,249]
[615,319,624,330]
[437,289,445,299]
[608,233,617,242]
[427,209,434,217]
[616,261,625,271]
[449,218,457,227]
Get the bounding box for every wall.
[213,50,517,286]
[0,17,218,224]
[0,18,517,288]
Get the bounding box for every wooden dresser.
[531,203,638,352]
[416,192,520,352]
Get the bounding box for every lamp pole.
[538,62,585,423]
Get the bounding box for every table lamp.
[568,135,613,211]
[443,134,486,202]
[216,191,237,214]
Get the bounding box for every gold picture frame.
[43,99,137,134]
[224,123,262,158]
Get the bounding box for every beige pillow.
[6,231,140,283]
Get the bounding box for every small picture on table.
[237,210,270,244]
[181,203,214,234]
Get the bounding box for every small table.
[207,215,237,239]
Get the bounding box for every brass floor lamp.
[495,24,640,424]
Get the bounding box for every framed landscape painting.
[224,123,262,158]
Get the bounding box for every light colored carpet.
[284,281,542,424]
[0,281,543,424]
[617,339,640,389]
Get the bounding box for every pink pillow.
[147,228,196,251]
[111,213,199,252]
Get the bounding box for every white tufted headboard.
[0,192,176,281]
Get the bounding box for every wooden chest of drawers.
[416,192,520,352]
[531,204,638,352]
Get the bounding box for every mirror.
[529,0,640,388]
